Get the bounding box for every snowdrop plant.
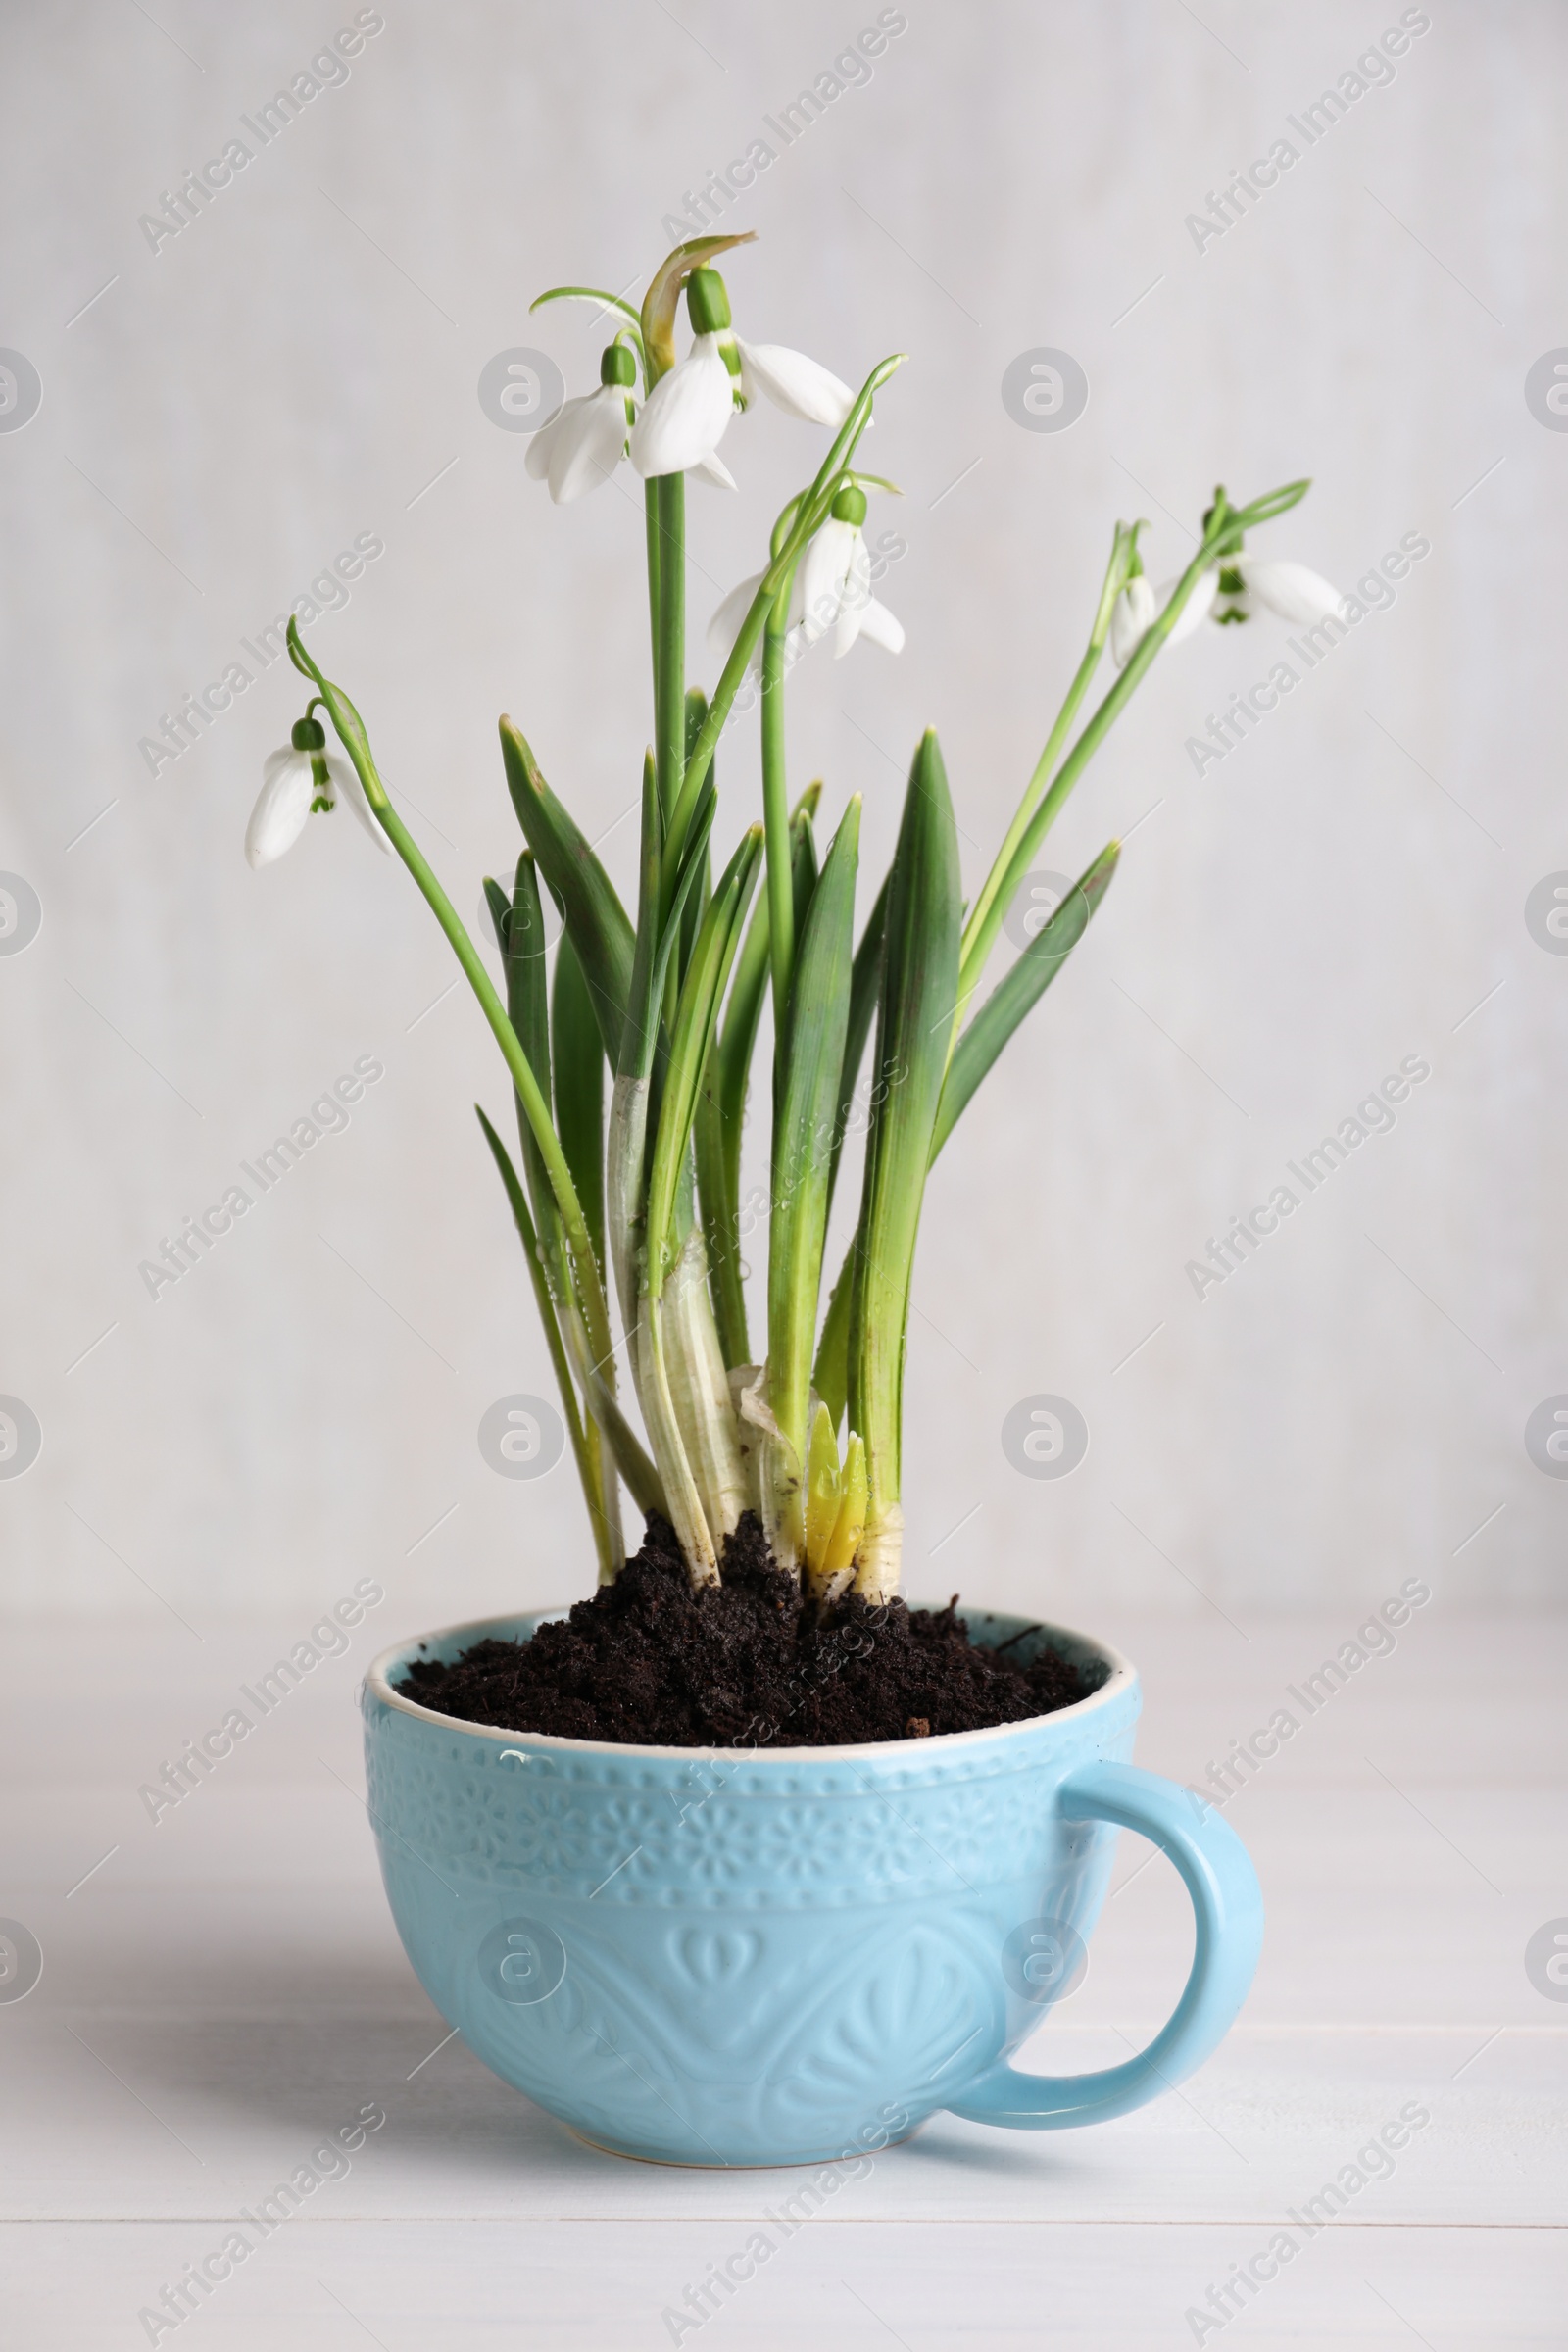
[255,230,1317,1605]
[523,341,639,505]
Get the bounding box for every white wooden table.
[4,1611,1564,2347]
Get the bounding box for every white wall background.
[2,0,1564,1636]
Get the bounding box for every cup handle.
[946,1758,1264,2130]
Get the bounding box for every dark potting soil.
[394,1513,1092,1748]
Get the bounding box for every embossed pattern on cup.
[365,1609,1152,2165]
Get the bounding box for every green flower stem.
[760,598,793,1025]
[661,355,905,899]
[498,719,636,1068]
[956,521,1223,1010]
[955,478,1308,1014]
[655,473,686,826]
[574,1342,667,1524]
[957,524,1132,991]
[286,623,614,1388]
[381,801,614,1373]
[935,841,1119,1160]
[621,751,665,1088]
[645,477,662,740]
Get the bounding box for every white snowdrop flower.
[690,451,739,492]
[631,273,741,481]
[245,718,388,870]
[629,330,736,478]
[525,345,636,505]
[706,567,810,678]
[734,338,855,427]
[799,488,904,660]
[1226,556,1344,627]
[1154,564,1220,647]
[631,268,862,481]
[1109,572,1158,668]
[1147,549,1343,649]
[708,569,770,667]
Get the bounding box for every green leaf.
[474,1104,612,1578]
[847,730,962,1575]
[611,750,718,1361]
[767,797,860,1526]
[826,868,888,1226]
[575,1367,668,1525]
[789,798,818,957]
[625,743,723,1096]
[692,1041,739,1362]
[530,284,644,342]
[663,353,906,891]
[506,855,552,1091]
[934,843,1118,1160]
[477,1101,666,1539]
[482,875,511,955]
[703,863,771,1365]
[503,855,556,1250]
[716,859,773,1154]
[500,718,635,1065]
[809,868,891,1430]
[645,829,763,1294]
[552,928,607,1279]
[810,1253,854,1433]
[698,786,822,1366]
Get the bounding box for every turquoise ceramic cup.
[363,1609,1263,2167]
